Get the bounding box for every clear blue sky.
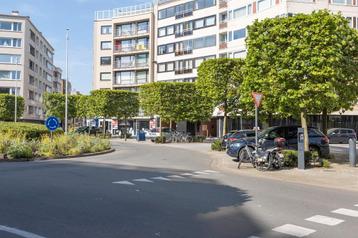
[1,0,148,94]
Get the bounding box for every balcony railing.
[114,61,149,69]
[114,44,149,53]
[219,21,227,29]
[175,49,193,56]
[114,28,149,37]
[175,10,193,19]
[115,77,148,85]
[175,29,193,38]
[94,3,153,20]
[219,42,227,49]
[219,0,228,8]
[175,68,193,75]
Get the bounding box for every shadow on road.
[0,160,265,238]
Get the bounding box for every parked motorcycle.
[238,137,286,171]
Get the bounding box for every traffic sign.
[45,116,60,132]
[252,92,263,108]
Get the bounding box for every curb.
[0,148,116,162]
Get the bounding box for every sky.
[1,0,148,94]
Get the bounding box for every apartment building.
[93,3,155,91]
[53,66,62,93]
[0,11,55,121]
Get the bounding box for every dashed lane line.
[355,204,358,207]
[151,176,171,181]
[203,170,219,173]
[193,171,210,175]
[181,173,194,176]
[112,181,135,186]
[305,215,344,226]
[0,225,46,238]
[167,175,185,179]
[133,178,153,183]
[272,224,316,237]
[332,208,358,217]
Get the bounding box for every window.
[158,63,166,72]
[101,41,112,50]
[136,70,148,83]
[195,0,216,9]
[29,75,35,85]
[248,4,252,14]
[30,45,35,56]
[29,60,35,71]
[29,90,34,100]
[30,30,36,42]
[258,0,271,12]
[136,54,148,66]
[205,16,216,26]
[0,21,21,31]
[101,25,112,34]
[332,0,352,4]
[100,72,111,81]
[0,71,20,80]
[193,35,216,49]
[167,25,174,35]
[158,6,175,20]
[167,62,174,71]
[158,27,166,37]
[115,71,135,84]
[100,56,111,65]
[233,28,246,40]
[0,38,21,47]
[233,50,246,58]
[194,18,205,29]
[158,43,174,55]
[137,21,149,33]
[0,54,21,64]
[233,6,246,19]
[194,58,204,68]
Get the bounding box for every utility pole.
[65,29,69,134]
[14,80,17,122]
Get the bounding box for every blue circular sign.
[45,116,60,132]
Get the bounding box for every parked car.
[227,125,330,161]
[327,128,357,144]
[75,126,102,135]
[222,130,256,148]
[221,130,239,148]
[148,127,175,142]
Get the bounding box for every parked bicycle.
[238,137,286,171]
[170,131,193,143]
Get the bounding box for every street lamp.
[14,80,17,122]
[65,29,70,134]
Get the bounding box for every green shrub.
[282,150,298,167]
[0,122,63,140]
[38,136,56,158]
[193,135,206,142]
[68,147,81,156]
[322,159,331,168]
[7,141,33,159]
[90,138,111,152]
[155,136,166,144]
[0,132,18,154]
[211,139,223,151]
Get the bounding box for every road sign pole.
[51,131,53,142]
[255,104,258,147]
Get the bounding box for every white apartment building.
[93,3,155,91]
[0,11,55,121]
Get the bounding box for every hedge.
[0,122,63,140]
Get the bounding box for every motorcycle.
[239,137,286,171]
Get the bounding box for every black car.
[327,128,357,144]
[227,125,330,161]
[222,130,256,148]
[75,126,102,135]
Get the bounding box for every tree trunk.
[124,117,127,141]
[322,108,328,135]
[300,112,309,151]
[223,102,228,136]
[169,120,172,130]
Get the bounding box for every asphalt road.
[0,140,357,238]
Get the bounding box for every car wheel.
[238,147,251,162]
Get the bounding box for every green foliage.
[192,135,206,142]
[0,94,24,121]
[43,93,76,122]
[242,10,358,120]
[7,141,33,159]
[211,139,223,151]
[140,82,212,123]
[282,150,298,167]
[322,159,331,168]
[155,136,166,144]
[0,122,62,140]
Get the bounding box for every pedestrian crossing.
[111,170,219,186]
[250,204,358,237]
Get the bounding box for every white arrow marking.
[112,181,135,185]
[181,173,194,176]
[152,176,171,181]
[133,178,153,183]
[167,175,185,179]
[0,225,46,238]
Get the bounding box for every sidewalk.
[136,140,358,192]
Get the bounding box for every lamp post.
[14,81,17,122]
[65,29,69,134]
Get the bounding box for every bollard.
[349,138,356,167]
[297,128,305,170]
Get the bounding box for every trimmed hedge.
[0,122,63,140]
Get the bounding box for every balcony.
[114,44,149,54]
[114,77,148,86]
[174,49,193,56]
[175,68,193,75]
[175,29,193,38]
[175,10,193,19]
[219,42,227,49]
[219,0,228,8]
[114,29,149,38]
[219,21,227,29]
[114,61,149,70]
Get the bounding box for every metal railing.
[114,44,149,53]
[95,3,153,20]
[115,28,149,37]
[114,61,149,69]
[115,77,148,85]
[175,68,193,74]
[175,9,193,19]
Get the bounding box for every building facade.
[0,11,55,121]
[93,3,155,91]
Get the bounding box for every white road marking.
[133,178,153,183]
[194,171,209,175]
[152,176,171,181]
[247,236,260,238]
[112,181,135,185]
[272,224,316,237]
[355,204,358,207]
[0,225,46,238]
[305,215,344,226]
[167,175,185,179]
[181,173,194,176]
[203,170,218,173]
[332,208,358,217]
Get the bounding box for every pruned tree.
[0,94,24,121]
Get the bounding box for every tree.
[242,10,358,151]
[112,90,139,140]
[73,94,92,127]
[196,58,245,136]
[139,82,212,134]
[43,93,76,126]
[90,90,118,135]
[0,94,24,121]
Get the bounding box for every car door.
[329,129,340,144]
[286,127,298,150]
